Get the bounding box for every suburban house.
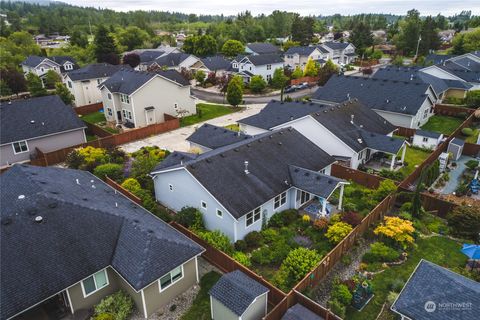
[320,41,357,65]
[201,55,233,76]
[209,270,269,320]
[99,69,196,128]
[0,164,204,320]
[63,63,125,107]
[187,123,251,153]
[373,66,472,101]
[284,46,329,69]
[233,54,284,83]
[143,52,205,72]
[0,95,86,168]
[21,55,77,83]
[391,260,480,320]
[132,47,182,71]
[412,130,444,150]
[421,52,480,89]
[281,304,324,320]
[312,75,438,129]
[151,128,347,242]
[245,42,280,55]
[238,99,407,170]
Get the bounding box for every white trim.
[195,256,199,283]
[200,200,207,210]
[158,265,184,292]
[80,268,109,298]
[65,288,74,314]
[238,291,269,319]
[273,191,287,210]
[11,140,29,154]
[216,208,224,219]
[141,289,148,319]
[210,295,214,320]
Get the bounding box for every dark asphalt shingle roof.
[360,130,405,154]
[187,124,251,149]
[452,56,480,72]
[154,151,197,171]
[438,61,480,83]
[391,260,480,320]
[209,270,269,316]
[322,41,351,50]
[415,130,442,139]
[201,55,232,71]
[450,137,465,146]
[0,165,203,320]
[425,53,456,65]
[154,52,193,67]
[285,46,318,56]
[312,75,435,116]
[66,63,125,81]
[246,42,279,54]
[50,56,76,66]
[281,304,324,320]
[0,95,85,145]
[243,53,284,66]
[156,69,191,86]
[153,128,335,219]
[289,165,344,198]
[138,50,165,63]
[21,55,46,67]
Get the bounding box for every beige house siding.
[143,258,198,316]
[66,76,106,107]
[444,88,467,99]
[211,297,239,320]
[241,293,268,320]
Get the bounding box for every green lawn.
[80,111,106,124]
[181,271,222,320]
[180,103,240,127]
[345,236,467,320]
[420,115,464,135]
[398,147,431,178]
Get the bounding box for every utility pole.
[414,35,422,61]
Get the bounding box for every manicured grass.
[180,103,240,127]
[181,271,222,320]
[80,111,106,124]
[398,147,431,178]
[345,236,467,320]
[420,115,464,135]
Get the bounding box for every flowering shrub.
[374,217,414,248]
[313,217,329,230]
[325,222,353,244]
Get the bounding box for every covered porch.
[362,137,408,172]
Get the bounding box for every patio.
[299,198,341,221]
[363,148,406,172]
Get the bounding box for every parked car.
[297,82,309,90]
[284,85,298,93]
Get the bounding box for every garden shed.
[412,130,443,150]
[447,138,464,161]
[209,270,269,320]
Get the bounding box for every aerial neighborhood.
[1,2,480,320]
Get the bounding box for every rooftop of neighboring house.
[66,63,126,81]
[425,53,457,65]
[281,303,324,320]
[372,66,472,95]
[201,55,232,71]
[312,75,435,116]
[242,53,284,66]
[187,124,251,150]
[321,41,352,50]
[437,61,480,83]
[451,56,480,72]
[152,128,340,219]
[0,95,85,145]
[284,46,319,56]
[415,130,442,139]
[100,68,190,94]
[137,50,166,63]
[21,55,76,68]
[209,270,269,316]
[240,99,401,154]
[0,164,204,320]
[50,55,76,66]
[153,52,194,68]
[246,42,280,54]
[391,260,480,320]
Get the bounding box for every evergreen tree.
[418,16,441,56]
[55,83,74,105]
[0,80,12,96]
[291,15,314,45]
[70,30,88,48]
[26,72,47,97]
[44,70,61,89]
[94,25,117,63]
[317,60,338,86]
[271,68,289,101]
[350,22,373,56]
[395,9,422,56]
[194,35,218,57]
[227,76,243,107]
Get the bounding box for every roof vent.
[18,194,25,200]
[357,138,363,143]
[278,142,282,145]
[30,120,35,124]
[290,116,294,121]
[35,216,43,223]
[244,161,249,174]
[350,114,354,124]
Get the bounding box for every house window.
[107,108,113,116]
[266,74,272,81]
[201,201,207,209]
[12,141,28,154]
[159,266,183,292]
[422,137,429,143]
[169,184,173,191]
[81,269,108,297]
[357,151,363,160]
[216,209,223,218]
[120,94,130,104]
[300,191,311,205]
[40,67,44,72]
[274,192,287,209]
[122,109,127,119]
[67,81,72,88]
[246,207,261,227]
[233,63,238,68]
[266,64,272,70]
[319,168,326,174]
[127,111,133,120]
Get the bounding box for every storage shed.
[447,138,464,161]
[412,130,443,150]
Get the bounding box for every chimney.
[244,160,249,174]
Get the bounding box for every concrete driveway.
[121,103,266,153]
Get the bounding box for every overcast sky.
[63,0,479,16]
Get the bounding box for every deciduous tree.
[221,39,244,57]
[227,75,243,106]
[55,82,74,105]
[26,72,47,97]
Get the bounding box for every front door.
[145,109,155,125]
[117,111,122,121]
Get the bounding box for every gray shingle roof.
[0,95,85,145]
[415,130,442,139]
[281,303,324,320]
[425,53,456,65]
[153,128,336,219]
[50,55,76,66]
[156,69,191,86]
[244,53,284,66]
[201,55,232,71]
[452,57,480,72]
[187,124,251,149]
[138,50,165,63]
[312,75,434,116]
[322,41,351,50]
[247,42,279,54]
[66,63,126,81]
[450,137,465,146]
[285,46,318,56]
[0,164,204,320]
[21,55,51,68]
[438,61,480,83]
[391,260,480,320]
[209,270,269,316]
[154,52,192,67]
[289,165,344,198]
[154,151,197,171]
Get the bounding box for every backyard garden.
[80,110,120,134]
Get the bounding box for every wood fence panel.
[331,164,388,189]
[462,142,480,156]
[74,102,103,115]
[290,76,319,85]
[396,126,416,138]
[104,176,143,204]
[84,122,113,137]
[434,104,474,116]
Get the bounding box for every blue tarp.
[461,244,480,259]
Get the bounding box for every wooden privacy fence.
[396,126,416,138]
[420,192,458,218]
[434,104,474,116]
[463,142,480,156]
[169,221,287,307]
[84,122,113,138]
[31,116,180,166]
[74,102,104,115]
[104,176,143,204]
[331,163,389,189]
[290,76,319,85]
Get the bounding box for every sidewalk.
[121,103,266,153]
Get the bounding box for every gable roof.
[66,63,126,81]
[246,42,279,54]
[289,165,344,198]
[201,55,232,71]
[156,69,191,86]
[187,124,251,150]
[209,270,269,316]
[285,46,319,56]
[452,56,480,72]
[391,260,480,320]
[281,304,324,320]
[21,55,55,68]
[312,75,434,116]
[438,61,480,83]
[138,50,165,63]
[153,128,335,219]
[0,95,85,145]
[0,164,203,320]
[154,52,193,67]
[154,151,197,171]
[425,53,456,65]
[415,130,442,139]
[50,56,76,66]
[322,41,351,50]
[243,53,284,66]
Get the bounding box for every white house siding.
[0,129,86,166]
[421,66,462,80]
[239,123,269,136]
[412,135,441,150]
[373,110,414,129]
[211,297,239,320]
[239,62,283,82]
[241,293,268,320]
[153,168,237,240]
[22,60,60,77]
[65,76,106,107]
[102,89,123,124]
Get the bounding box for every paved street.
[121,103,266,153]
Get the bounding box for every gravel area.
[312,238,373,306]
